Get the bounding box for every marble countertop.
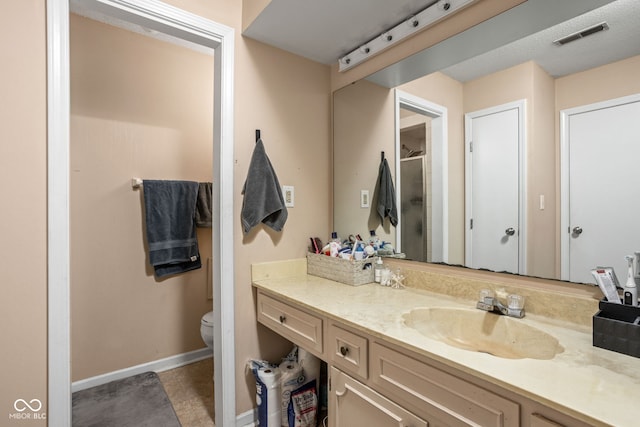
[253,273,640,427]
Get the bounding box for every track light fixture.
[338,0,475,72]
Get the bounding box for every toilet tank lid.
[201,311,214,325]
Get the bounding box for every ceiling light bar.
[338,0,476,72]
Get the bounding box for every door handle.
[505,227,516,236]
[572,226,583,236]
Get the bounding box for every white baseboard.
[71,347,213,393]
[237,408,257,426]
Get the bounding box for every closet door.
[562,95,640,284]
[465,101,525,274]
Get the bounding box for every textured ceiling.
[441,0,640,82]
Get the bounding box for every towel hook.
[256,129,261,143]
[381,151,385,161]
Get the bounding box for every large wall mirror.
[333,0,640,285]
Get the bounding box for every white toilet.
[200,311,214,351]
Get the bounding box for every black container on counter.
[593,299,640,358]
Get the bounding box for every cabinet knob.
[279,315,286,323]
[339,346,349,356]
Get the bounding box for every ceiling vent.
[553,22,609,46]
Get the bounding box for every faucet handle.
[479,289,495,302]
[507,294,525,310]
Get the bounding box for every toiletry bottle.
[374,257,384,283]
[330,231,341,245]
[353,242,364,260]
[368,229,380,252]
[624,255,638,306]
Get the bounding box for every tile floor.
[158,358,215,427]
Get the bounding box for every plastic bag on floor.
[287,380,318,427]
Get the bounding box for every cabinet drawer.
[256,291,323,355]
[328,322,368,380]
[371,342,519,427]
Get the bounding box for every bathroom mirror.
[332,0,640,283]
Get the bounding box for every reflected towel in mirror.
[377,157,398,227]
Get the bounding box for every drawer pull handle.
[339,346,349,356]
[279,315,286,323]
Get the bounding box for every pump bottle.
[624,255,638,306]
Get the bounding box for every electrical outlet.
[283,185,294,207]
[361,190,370,208]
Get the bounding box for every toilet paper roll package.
[297,347,321,390]
[250,360,281,426]
[279,360,305,427]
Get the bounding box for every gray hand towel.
[142,180,201,277]
[376,158,398,227]
[241,139,288,233]
[195,182,213,228]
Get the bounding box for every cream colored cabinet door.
[330,367,427,427]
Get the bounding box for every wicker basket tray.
[307,253,374,286]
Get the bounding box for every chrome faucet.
[476,294,525,318]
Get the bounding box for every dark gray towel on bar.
[143,180,201,277]
[195,182,213,228]
[241,139,288,233]
[376,158,398,227]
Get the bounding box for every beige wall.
[0,0,48,425]
[333,80,396,244]
[70,14,215,380]
[332,72,467,265]
[242,0,272,31]
[555,54,640,111]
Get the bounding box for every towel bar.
[131,177,143,189]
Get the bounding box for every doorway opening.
[47,1,235,425]
[395,90,448,263]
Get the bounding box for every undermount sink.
[403,307,564,360]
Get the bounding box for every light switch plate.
[283,185,294,207]
[361,190,370,208]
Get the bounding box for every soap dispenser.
[374,257,384,283]
[623,255,638,306]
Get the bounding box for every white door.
[465,101,525,274]
[561,94,640,284]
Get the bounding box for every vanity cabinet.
[330,367,427,427]
[255,288,595,427]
